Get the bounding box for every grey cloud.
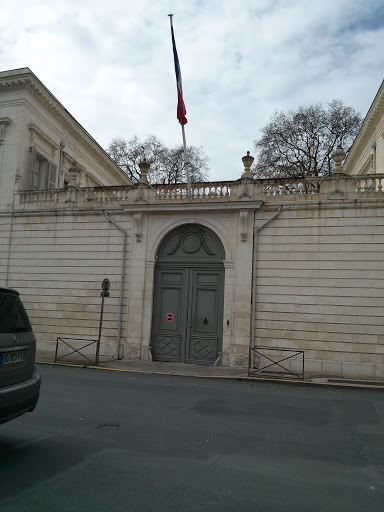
[0,0,382,181]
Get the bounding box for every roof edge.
[343,79,384,173]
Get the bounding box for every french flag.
[170,22,187,125]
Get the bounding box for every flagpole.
[181,124,192,202]
[168,14,192,202]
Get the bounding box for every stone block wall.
[254,201,384,379]
[0,209,133,360]
[1,178,384,379]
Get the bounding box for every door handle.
[203,317,208,324]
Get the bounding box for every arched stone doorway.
[151,223,225,364]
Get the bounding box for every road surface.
[0,364,383,511]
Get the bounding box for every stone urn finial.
[241,151,254,179]
[332,144,346,172]
[138,157,150,184]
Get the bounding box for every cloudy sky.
[1,0,383,181]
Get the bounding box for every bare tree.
[253,100,363,179]
[106,135,209,184]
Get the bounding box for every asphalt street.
[0,364,383,512]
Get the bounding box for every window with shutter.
[46,162,58,189]
[29,147,38,189]
[28,147,59,190]
[35,155,47,189]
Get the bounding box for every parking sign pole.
[96,279,110,366]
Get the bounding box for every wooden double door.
[151,265,224,364]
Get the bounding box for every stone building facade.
[1,69,383,379]
[344,80,384,177]
[0,67,131,207]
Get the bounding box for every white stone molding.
[28,123,59,153]
[239,210,249,242]
[0,117,11,144]
[79,170,87,187]
[14,172,22,191]
[148,216,234,264]
[134,213,143,242]
[358,154,373,175]
[83,171,90,187]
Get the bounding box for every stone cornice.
[120,201,264,213]
[0,68,132,185]
[5,196,384,219]
[344,80,384,173]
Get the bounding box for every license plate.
[0,351,25,365]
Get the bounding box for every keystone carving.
[167,226,215,255]
[239,210,249,242]
[134,213,142,242]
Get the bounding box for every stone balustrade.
[355,174,384,193]
[16,174,384,208]
[18,185,133,206]
[260,177,321,197]
[153,181,233,201]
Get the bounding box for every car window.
[0,294,32,333]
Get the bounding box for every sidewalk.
[36,352,384,389]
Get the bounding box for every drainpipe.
[59,140,65,186]
[103,210,127,359]
[371,141,376,175]
[250,205,283,368]
[5,173,21,287]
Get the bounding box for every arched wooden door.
[151,224,225,365]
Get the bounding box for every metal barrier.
[249,346,305,380]
[54,278,111,366]
[55,337,98,365]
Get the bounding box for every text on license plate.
[0,351,25,365]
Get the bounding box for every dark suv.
[0,287,41,425]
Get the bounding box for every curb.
[36,360,384,390]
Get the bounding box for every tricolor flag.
[170,19,187,125]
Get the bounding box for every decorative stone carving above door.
[157,223,225,263]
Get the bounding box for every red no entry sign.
[166,313,174,322]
